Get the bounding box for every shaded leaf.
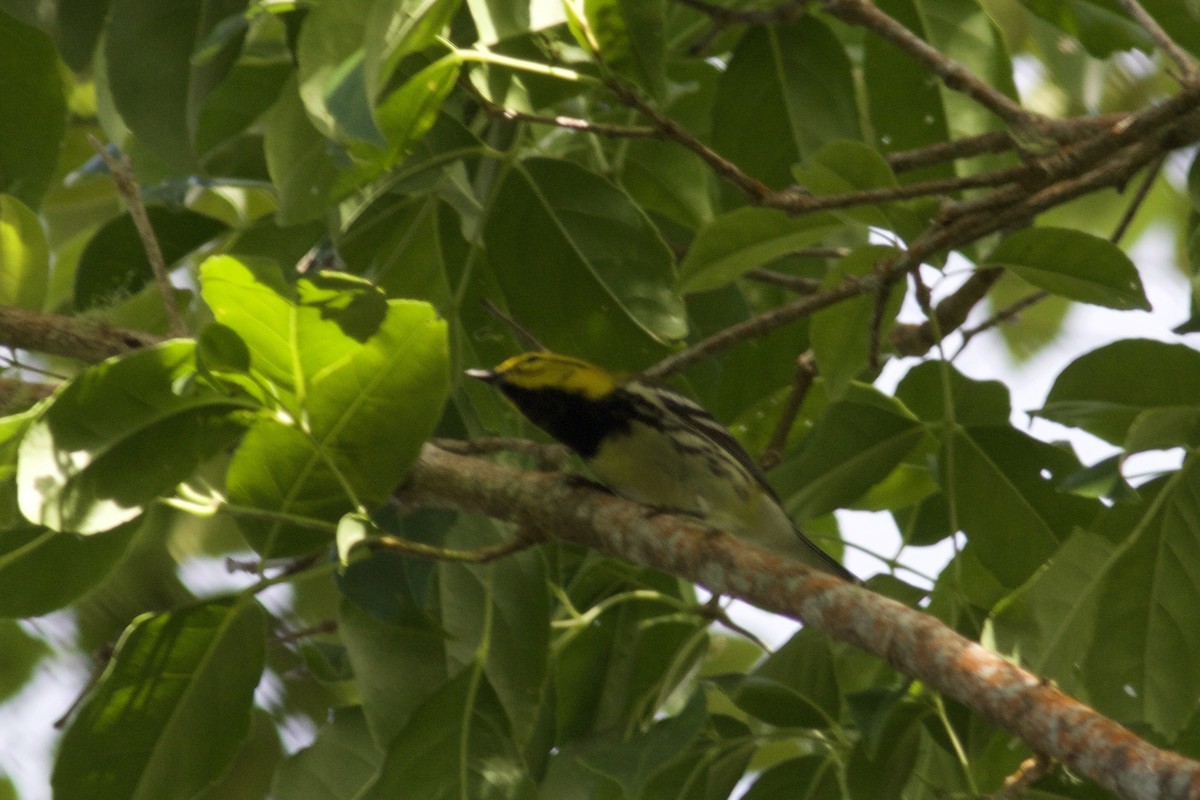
[1039,339,1200,444]
[52,598,267,800]
[0,12,66,207]
[17,341,253,533]
[0,194,49,310]
[986,227,1149,310]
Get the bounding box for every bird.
[467,351,855,581]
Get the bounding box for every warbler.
[467,352,855,581]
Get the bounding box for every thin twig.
[1110,153,1166,245]
[481,298,547,351]
[743,269,824,293]
[86,135,188,338]
[760,351,817,470]
[604,77,774,203]
[470,84,658,138]
[1114,0,1199,84]
[370,531,542,563]
[644,276,870,379]
[821,0,1033,126]
[890,268,1004,357]
[886,131,1018,173]
[955,290,1048,355]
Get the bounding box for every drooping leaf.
[809,245,904,400]
[712,18,860,192]
[775,398,923,522]
[74,206,227,310]
[358,669,538,799]
[103,0,247,170]
[1038,339,1200,445]
[483,158,684,367]
[17,341,254,533]
[0,11,66,207]
[985,227,1149,310]
[270,706,380,800]
[0,194,50,310]
[678,207,841,294]
[52,598,267,800]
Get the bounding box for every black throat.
[499,384,634,458]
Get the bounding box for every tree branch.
[400,443,1200,800]
[0,306,162,363]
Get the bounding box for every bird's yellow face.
[468,352,621,401]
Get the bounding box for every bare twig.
[955,290,1048,354]
[1114,0,1199,83]
[644,276,870,379]
[470,85,658,139]
[886,131,1018,173]
[760,351,817,470]
[1111,154,1166,245]
[744,268,824,293]
[86,136,188,338]
[891,268,1004,356]
[369,530,542,563]
[821,0,1033,127]
[604,77,774,203]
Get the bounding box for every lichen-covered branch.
[399,443,1200,800]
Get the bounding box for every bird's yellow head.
[466,352,621,401]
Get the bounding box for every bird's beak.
[465,368,498,383]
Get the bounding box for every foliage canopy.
[2,0,1200,798]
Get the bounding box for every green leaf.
[360,669,537,800]
[1020,0,1151,57]
[809,245,904,400]
[483,158,684,366]
[17,341,253,533]
[713,628,840,729]
[743,755,842,800]
[203,258,450,555]
[263,75,343,224]
[0,619,48,702]
[895,360,1011,426]
[985,227,1149,310]
[677,207,840,294]
[0,523,137,618]
[774,399,923,522]
[863,0,954,184]
[1038,339,1200,444]
[0,194,49,309]
[573,0,665,97]
[578,692,706,796]
[988,529,1115,682]
[943,426,1096,586]
[270,706,380,800]
[438,518,551,744]
[52,598,267,800]
[845,699,924,800]
[103,0,246,170]
[1083,460,1200,740]
[791,140,898,229]
[0,11,66,208]
[363,0,462,98]
[74,206,227,310]
[359,53,461,168]
[712,18,860,191]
